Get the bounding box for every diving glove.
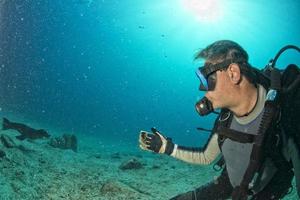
[139,127,174,155]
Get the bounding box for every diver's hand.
[139,128,174,155]
[139,128,166,153]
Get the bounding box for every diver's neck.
[231,84,258,118]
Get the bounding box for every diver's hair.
[195,40,248,63]
[195,40,256,84]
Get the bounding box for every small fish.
[2,117,50,140]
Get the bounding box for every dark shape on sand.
[119,158,143,170]
[48,134,77,152]
[2,118,50,140]
[0,134,17,148]
[0,149,5,158]
[111,152,121,159]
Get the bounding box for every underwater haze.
[1,0,300,145]
[0,0,300,199]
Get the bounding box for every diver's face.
[205,69,232,109]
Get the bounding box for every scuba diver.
[138,40,300,200]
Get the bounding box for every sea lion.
[2,117,50,140]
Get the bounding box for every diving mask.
[196,58,248,91]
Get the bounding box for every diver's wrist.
[164,139,175,155]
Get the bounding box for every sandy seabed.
[0,125,298,200]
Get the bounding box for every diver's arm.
[139,128,220,165]
[170,133,220,165]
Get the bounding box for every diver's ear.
[227,63,241,84]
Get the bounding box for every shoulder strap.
[218,127,255,143]
[215,110,255,145]
[215,109,233,148]
[232,68,282,200]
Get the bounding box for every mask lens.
[196,68,217,91]
[207,73,217,91]
[196,68,209,91]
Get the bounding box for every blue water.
[0,0,300,148]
